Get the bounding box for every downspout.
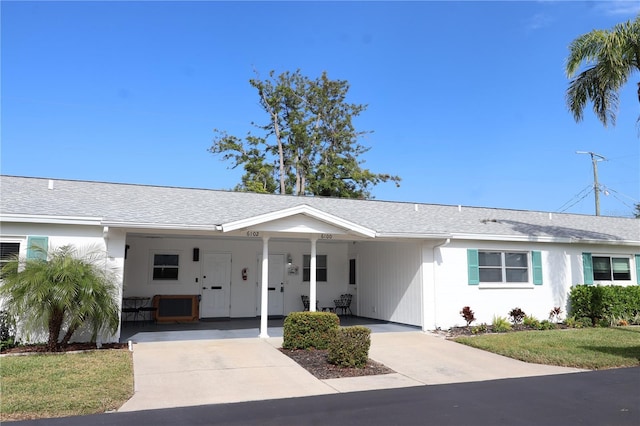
[431,238,451,331]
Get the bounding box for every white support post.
[309,236,318,312]
[259,236,270,338]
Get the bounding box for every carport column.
[309,236,318,312]
[259,235,270,338]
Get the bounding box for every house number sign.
[246,231,261,237]
[320,234,333,240]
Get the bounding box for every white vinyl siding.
[354,241,422,327]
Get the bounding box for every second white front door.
[258,254,285,316]
[201,252,231,318]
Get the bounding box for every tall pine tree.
[210,70,400,198]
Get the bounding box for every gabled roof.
[1,175,638,244]
[221,204,376,238]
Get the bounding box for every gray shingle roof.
[1,175,638,244]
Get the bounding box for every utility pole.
[576,151,606,216]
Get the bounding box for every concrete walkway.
[118,331,583,412]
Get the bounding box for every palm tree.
[0,244,120,351]
[565,15,640,127]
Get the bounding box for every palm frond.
[566,66,619,126]
[565,14,640,127]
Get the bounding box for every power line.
[556,184,593,213]
[602,186,639,211]
[557,185,593,213]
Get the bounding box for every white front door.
[201,252,231,318]
[258,254,285,316]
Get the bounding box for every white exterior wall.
[123,235,350,317]
[352,241,422,327]
[0,222,125,343]
[431,240,639,329]
[4,219,637,338]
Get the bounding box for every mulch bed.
[1,342,128,355]
[443,323,569,338]
[280,348,395,380]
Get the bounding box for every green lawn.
[454,326,640,370]
[2,328,639,421]
[1,349,134,422]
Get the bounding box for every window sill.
[478,284,536,290]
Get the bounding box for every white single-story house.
[1,175,638,342]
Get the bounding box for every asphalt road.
[14,367,640,426]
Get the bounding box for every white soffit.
[221,204,376,238]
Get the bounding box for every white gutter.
[0,214,103,226]
[451,233,638,246]
[101,221,222,232]
[375,232,452,240]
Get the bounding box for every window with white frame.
[0,242,20,271]
[479,251,529,283]
[152,254,180,280]
[593,256,631,281]
[303,254,327,282]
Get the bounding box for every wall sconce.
[286,254,298,275]
[193,248,200,262]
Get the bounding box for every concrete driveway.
[118,331,583,412]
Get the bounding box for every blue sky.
[2,1,639,217]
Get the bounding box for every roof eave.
[1,213,103,226]
[451,233,638,246]
[101,221,223,232]
[375,232,453,240]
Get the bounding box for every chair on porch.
[121,307,140,322]
[139,306,158,322]
[301,295,319,311]
[334,294,353,316]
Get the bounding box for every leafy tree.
[210,70,400,198]
[565,15,640,128]
[0,244,120,351]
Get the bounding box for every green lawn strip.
[1,349,134,421]
[453,327,640,370]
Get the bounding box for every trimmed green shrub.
[492,315,512,332]
[569,285,640,326]
[282,311,340,350]
[327,326,371,368]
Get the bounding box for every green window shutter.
[26,236,48,260]
[582,253,593,285]
[532,251,543,285]
[467,249,479,285]
[635,255,640,285]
